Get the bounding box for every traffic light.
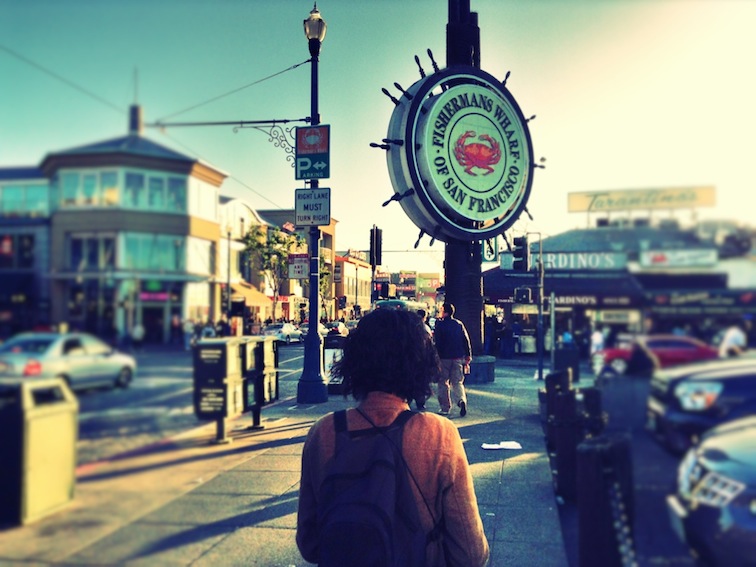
[512,235,530,272]
[369,225,382,267]
[338,295,347,309]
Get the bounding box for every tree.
[243,225,303,321]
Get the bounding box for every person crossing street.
[434,302,472,417]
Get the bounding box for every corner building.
[0,106,232,343]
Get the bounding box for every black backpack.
[317,409,429,567]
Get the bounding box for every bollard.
[544,369,572,452]
[552,389,582,502]
[580,386,607,438]
[577,434,635,567]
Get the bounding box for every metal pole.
[537,237,545,380]
[297,33,327,404]
[226,228,232,318]
[444,0,484,355]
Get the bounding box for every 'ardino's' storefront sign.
[384,66,534,241]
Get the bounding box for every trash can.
[324,334,346,395]
[192,338,245,421]
[0,377,78,526]
[240,336,279,428]
[554,344,580,382]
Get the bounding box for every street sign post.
[295,125,330,180]
[295,188,331,226]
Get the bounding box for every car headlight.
[674,381,723,411]
[692,471,745,508]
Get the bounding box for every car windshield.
[266,325,283,331]
[0,337,55,354]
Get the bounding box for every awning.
[231,283,271,307]
[484,268,644,308]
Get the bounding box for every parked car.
[345,320,359,332]
[325,321,349,336]
[299,322,327,337]
[667,416,756,566]
[646,354,756,453]
[592,334,719,376]
[262,323,302,344]
[0,332,136,391]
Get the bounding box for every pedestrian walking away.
[433,302,472,417]
[296,308,489,567]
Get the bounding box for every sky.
[2,0,755,275]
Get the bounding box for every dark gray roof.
[542,227,708,254]
[49,134,194,164]
[0,167,46,181]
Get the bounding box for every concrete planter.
[466,355,496,384]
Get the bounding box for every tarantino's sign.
[568,186,716,213]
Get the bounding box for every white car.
[0,332,136,391]
[263,323,303,344]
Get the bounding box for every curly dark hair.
[331,308,441,401]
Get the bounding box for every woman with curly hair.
[296,308,489,566]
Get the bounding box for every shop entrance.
[141,305,166,344]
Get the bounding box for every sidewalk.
[0,357,569,567]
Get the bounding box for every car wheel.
[115,368,133,389]
[609,358,628,375]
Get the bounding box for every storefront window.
[17,235,34,268]
[0,234,14,268]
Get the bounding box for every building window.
[148,177,165,208]
[167,178,187,212]
[124,173,145,208]
[123,233,186,272]
[82,174,98,205]
[62,173,79,206]
[68,234,116,272]
[101,172,119,206]
[26,185,49,216]
[0,186,24,215]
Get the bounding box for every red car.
[592,334,719,376]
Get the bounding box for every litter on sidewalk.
[481,441,523,450]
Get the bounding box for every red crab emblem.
[453,130,501,175]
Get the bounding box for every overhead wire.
[0,44,125,116]
[155,59,311,122]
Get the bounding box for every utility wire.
[0,44,125,116]
[156,59,311,122]
[157,130,286,210]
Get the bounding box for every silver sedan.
[0,332,136,391]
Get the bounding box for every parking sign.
[295,125,330,180]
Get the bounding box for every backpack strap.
[333,409,349,453]
[333,409,348,433]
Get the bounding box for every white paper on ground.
[481,441,523,450]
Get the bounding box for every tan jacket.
[297,391,490,566]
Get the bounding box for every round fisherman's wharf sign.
[385,66,534,241]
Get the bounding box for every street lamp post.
[297,3,328,403]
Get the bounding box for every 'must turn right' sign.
[295,188,331,227]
